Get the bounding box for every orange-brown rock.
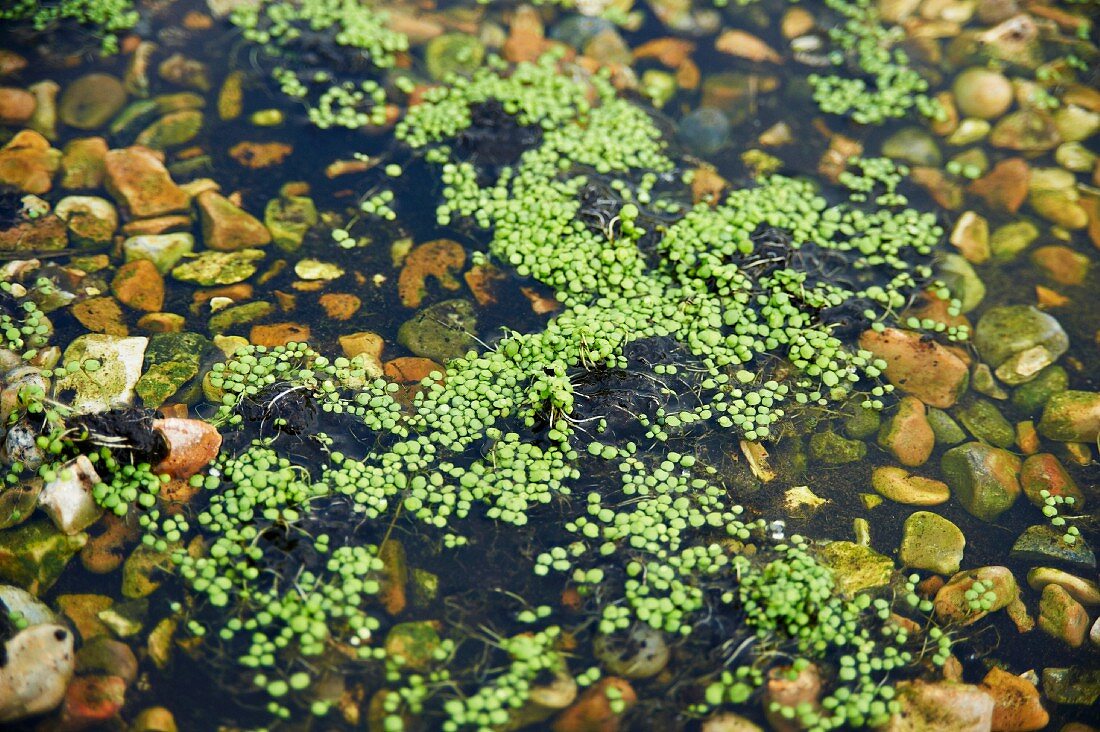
[464,264,505,306]
[153,418,222,480]
[969,158,1030,213]
[120,214,191,237]
[860,328,970,408]
[249,322,310,347]
[0,129,61,194]
[398,239,466,308]
[551,677,636,732]
[384,357,444,384]
[884,681,994,732]
[1031,245,1089,286]
[104,147,189,218]
[0,87,36,124]
[319,292,361,320]
[228,141,293,169]
[764,663,822,732]
[60,137,108,190]
[980,667,1048,732]
[71,297,128,336]
[111,259,165,312]
[195,189,271,251]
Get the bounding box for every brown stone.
[885,681,994,732]
[71,297,128,336]
[0,213,68,252]
[111,260,165,312]
[319,293,361,321]
[249,322,310,347]
[764,664,822,732]
[1031,245,1089,286]
[551,677,636,732]
[860,328,969,408]
[980,667,1048,732]
[0,87,36,124]
[384,357,445,384]
[968,158,1030,213]
[228,141,293,169]
[153,418,222,480]
[60,137,108,190]
[121,214,191,237]
[0,129,61,194]
[104,147,188,218]
[195,190,271,251]
[59,675,126,729]
[878,396,935,467]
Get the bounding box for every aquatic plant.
[0,0,139,53]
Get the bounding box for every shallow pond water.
[0,1,1098,731]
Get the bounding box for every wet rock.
[38,455,103,535]
[1027,567,1100,607]
[0,480,42,530]
[3,420,44,470]
[871,467,950,505]
[859,328,969,408]
[971,364,1007,400]
[397,299,478,364]
[171,248,265,286]
[937,253,984,312]
[21,80,56,142]
[899,511,965,575]
[195,190,270,251]
[135,109,203,150]
[1041,667,1100,706]
[678,108,730,156]
[1028,167,1088,230]
[123,232,195,273]
[294,258,343,280]
[818,541,892,595]
[0,584,56,626]
[1053,104,1100,144]
[207,301,274,335]
[968,157,1029,213]
[1055,141,1096,173]
[1031,245,1089,285]
[249,322,310,347]
[383,621,442,672]
[75,636,138,686]
[949,211,990,263]
[955,398,1015,449]
[941,442,1020,522]
[551,677,636,732]
[55,334,148,412]
[59,137,108,190]
[809,429,866,464]
[131,706,179,732]
[109,100,160,143]
[701,713,763,732]
[0,519,87,595]
[152,418,222,480]
[135,331,209,407]
[0,129,62,194]
[122,544,169,599]
[878,396,934,466]
[1020,453,1083,507]
[1038,390,1100,442]
[158,54,210,91]
[122,214,191,237]
[58,674,126,729]
[59,74,127,130]
[1011,525,1095,570]
[265,187,317,252]
[593,625,669,679]
[0,87,36,124]
[111,259,165,312]
[1038,584,1089,647]
[979,667,1048,732]
[104,147,189,218]
[1011,365,1066,415]
[881,127,941,167]
[934,566,1024,626]
[54,195,118,249]
[952,67,1013,119]
[763,663,821,732]
[973,305,1067,385]
[425,33,485,81]
[0,623,75,723]
[319,293,360,321]
[783,485,828,519]
[926,407,967,445]
[989,109,1060,152]
[71,296,128,336]
[842,404,880,439]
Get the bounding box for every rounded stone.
[952,67,1013,120]
[899,511,966,576]
[59,74,127,130]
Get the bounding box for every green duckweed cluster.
[0,279,53,362]
[231,0,408,128]
[808,0,941,124]
[0,0,138,53]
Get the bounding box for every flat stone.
[899,511,965,575]
[1011,365,1067,415]
[104,147,188,218]
[954,398,1015,448]
[1011,524,1095,570]
[1041,667,1100,706]
[884,681,994,732]
[195,190,271,251]
[171,248,266,286]
[59,74,127,130]
[1020,453,1084,507]
[55,334,148,412]
[808,429,866,464]
[0,623,75,723]
[871,467,950,505]
[112,259,165,312]
[0,519,87,595]
[859,328,969,408]
[0,129,61,194]
[973,306,1068,377]
[818,541,893,596]
[0,87,36,124]
[134,109,203,150]
[122,232,195,273]
[37,455,103,536]
[397,299,478,364]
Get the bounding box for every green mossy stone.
[208,301,275,335]
[122,545,171,599]
[0,518,87,595]
[410,568,440,609]
[55,334,148,413]
[171,248,266,286]
[1011,365,1067,415]
[926,407,967,445]
[954,398,1015,449]
[136,332,210,407]
[1011,524,1095,570]
[0,480,42,530]
[109,99,160,141]
[425,33,485,81]
[397,299,478,364]
[899,511,965,575]
[937,254,985,313]
[817,541,893,597]
[973,305,1068,371]
[808,429,867,464]
[265,193,318,252]
[1038,583,1088,646]
[134,109,203,149]
[989,220,1039,260]
[940,442,1021,522]
[1038,390,1100,442]
[383,621,442,672]
[842,404,881,439]
[881,126,942,167]
[1042,667,1100,705]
